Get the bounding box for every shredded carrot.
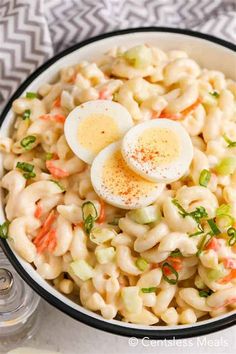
[52,96,61,108]
[47,229,57,252]
[46,160,69,179]
[205,237,220,251]
[33,210,56,246]
[34,204,43,219]
[158,112,182,120]
[40,114,66,124]
[218,269,236,284]
[99,89,111,100]
[162,257,183,275]
[157,97,202,120]
[36,229,57,254]
[181,97,202,117]
[97,199,106,224]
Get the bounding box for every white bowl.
[0,28,235,339]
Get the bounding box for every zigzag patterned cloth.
[0,0,236,111]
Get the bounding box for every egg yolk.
[102,150,157,205]
[131,127,180,166]
[78,114,122,155]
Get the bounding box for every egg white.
[121,119,193,183]
[91,141,164,209]
[64,100,133,164]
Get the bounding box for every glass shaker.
[0,251,41,352]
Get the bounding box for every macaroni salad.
[0,44,236,326]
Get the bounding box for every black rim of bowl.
[0,27,236,339]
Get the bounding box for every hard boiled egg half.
[64,100,133,164]
[121,119,193,183]
[91,142,164,209]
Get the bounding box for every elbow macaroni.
[1,43,236,326]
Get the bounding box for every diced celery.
[194,275,205,289]
[90,227,116,245]
[128,205,161,224]
[207,263,227,281]
[199,250,218,269]
[123,45,152,69]
[121,286,143,313]
[136,257,149,271]
[70,260,94,281]
[95,247,116,264]
[215,157,236,175]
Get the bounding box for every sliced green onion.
[170,249,182,257]
[26,91,37,99]
[215,157,236,175]
[207,219,221,235]
[199,289,213,297]
[172,199,188,217]
[22,109,31,120]
[0,221,10,239]
[141,287,157,293]
[227,227,236,246]
[50,179,65,191]
[82,201,98,221]
[16,161,34,173]
[199,169,211,187]
[84,214,94,234]
[223,134,236,148]
[216,204,231,216]
[162,262,179,285]
[196,233,213,256]
[209,91,219,98]
[45,152,53,161]
[136,258,148,271]
[20,135,36,150]
[23,172,36,180]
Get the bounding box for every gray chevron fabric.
[0,0,236,111]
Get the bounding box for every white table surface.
[24,299,235,354]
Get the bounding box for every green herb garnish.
[141,287,157,293]
[16,161,34,172]
[162,262,179,285]
[0,221,10,239]
[170,249,182,258]
[199,289,213,297]
[26,92,37,99]
[196,232,213,256]
[82,201,98,234]
[20,135,36,150]
[223,134,236,148]
[172,199,208,237]
[227,227,236,246]
[207,219,221,235]
[16,162,36,179]
[23,109,31,120]
[84,214,94,234]
[209,91,219,98]
[199,169,211,187]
